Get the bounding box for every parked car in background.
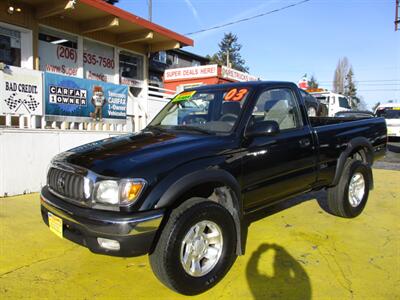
[375,103,400,138]
[335,110,375,119]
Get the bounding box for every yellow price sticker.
[172,91,196,103]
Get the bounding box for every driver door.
[242,87,316,211]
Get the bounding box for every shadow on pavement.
[387,143,400,154]
[246,243,312,300]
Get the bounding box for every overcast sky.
[118,0,400,109]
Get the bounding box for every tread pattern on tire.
[327,158,370,218]
[149,197,236,295]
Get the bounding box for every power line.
[185,0,311,35]
[356,89,400,91]
[318,79,400,83]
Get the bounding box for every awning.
[17,0,193,52]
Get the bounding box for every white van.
[375,103,400,138]
[309,91,351,117]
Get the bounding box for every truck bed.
[309,116,372,127]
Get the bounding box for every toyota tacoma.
[41,81,387,295]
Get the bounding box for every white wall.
[0,129,123,196]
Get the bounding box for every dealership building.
[0,0,193,196]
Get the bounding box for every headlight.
[94,179,146,206]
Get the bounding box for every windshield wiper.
[172,125,215,135]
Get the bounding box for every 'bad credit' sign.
[0,66,43,115]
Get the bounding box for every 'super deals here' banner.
[44,72,127,121]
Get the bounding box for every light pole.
[148,0,152,21]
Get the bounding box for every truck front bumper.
[40,186,164,257]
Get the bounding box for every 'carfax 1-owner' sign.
[44,72,128,122]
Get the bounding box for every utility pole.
[396,0,399,31]
[148,0,152,22]
[226,49,230,68]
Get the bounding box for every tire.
[149,198,237,295]
[307,106,317,117]
[327,159,371,218]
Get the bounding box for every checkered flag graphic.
[23,95,40,111]
[4,93,40,113]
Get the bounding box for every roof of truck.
[185,81,297,91]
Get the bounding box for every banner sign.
[83,39,115,82]
[221,66,258,82]
[164,64,218,81]
[39,41,79,77]
[44,72,127,121]
[0,66,43,115]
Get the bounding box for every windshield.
[148,87,251,134]
[376,108,400,119]
[339,97,351,109]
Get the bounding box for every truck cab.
[375,103,400,138]
[309,90,351,117]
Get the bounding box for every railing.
[146,85,176,121]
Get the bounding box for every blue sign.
[44,72,128,120]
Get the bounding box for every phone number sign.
[83,39,115,82]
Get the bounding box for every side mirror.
[245,120,280,138]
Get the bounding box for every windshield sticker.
[224,88,248,101]
[172,91,196,103]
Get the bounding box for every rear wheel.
[149,198,237,295]
[327,159,371,218]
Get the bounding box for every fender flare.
[332,137,374,187]
[154,169,247,255]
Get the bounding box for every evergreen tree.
[207,32,249,72]
[308,75,319,89]
[344,67,359,108]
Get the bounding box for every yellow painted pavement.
[0,169,399,299]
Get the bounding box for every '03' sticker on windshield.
[172,91,196,103]
[224,88,248,101]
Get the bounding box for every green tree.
[307,75,319,89]
[207,32,249,72]
[344,67,359,109]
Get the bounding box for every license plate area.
[48,212,63,238]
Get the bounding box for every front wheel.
[149,198,237,295]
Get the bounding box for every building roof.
[18,0,193,51]
[170,49,210,62]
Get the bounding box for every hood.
[57,129,234,178]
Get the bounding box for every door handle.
[299,138,311,148]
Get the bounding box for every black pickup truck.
[40,81,387,295]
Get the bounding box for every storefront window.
[0,26,21,67]
[39,28,78,76]
[119,51,144,88]
[83,39,115,82]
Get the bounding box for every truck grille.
[48,167,86,201]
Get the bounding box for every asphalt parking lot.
[374,139,400,170]
[0,168,399,300]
